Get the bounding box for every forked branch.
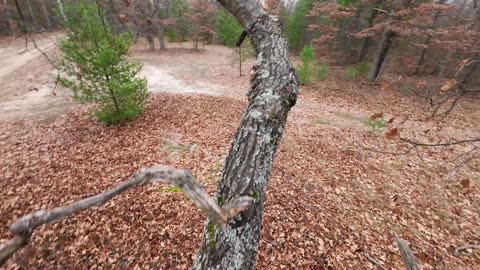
[0,165,253,267]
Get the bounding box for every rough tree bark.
[367,26,395,81]
[192,0,299,269]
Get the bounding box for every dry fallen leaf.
[385,128,399,139]
[440,79,457,92]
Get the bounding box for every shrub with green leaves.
[356,62,370,74]
[298,44,315,85]
[365,115,386,131]
[345,66,358,81]
[317,63,329,80]
[59,1,148,125]
[286,0,314,51]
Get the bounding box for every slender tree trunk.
[413,36,430,75]
[25,0,38,31]
[146,34,155,50]
[358,0,383,63]
[56,0,67,21]
[437,0,471,78]
[2,0,13,34]
[412,0,446,75]
[41,1,51,28]
[158,26,166,49]
[194,35,199,50]
[192,0,299,269]
[368,28,394,81]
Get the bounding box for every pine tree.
[59,0,148,125]
[216,8,243,47]
[285,0,314,51]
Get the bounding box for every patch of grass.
[401,84,415,94]
[207,222,217,248]
[356,62,370,74]
[212,162,222,172]
[316,63,329,81]
[365,117,386,131]
[159,186,183,193]
[162,140,194,156]
[345,66,357,81]
[317,118,331,125]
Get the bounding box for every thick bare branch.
[1,165,253,267]
[0,235,29,267]
[394,232,420,270]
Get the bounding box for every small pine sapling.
[58,1,148,125]
[298,44,316,85]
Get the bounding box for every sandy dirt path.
[0,38,248,122]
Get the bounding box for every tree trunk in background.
[25,0,38,31]
[2,0,13,34]
[413,0,446,75]
[358,0,384,63]
[194,34,199,50]
[41,1,51,28]
[156,0,166,49]
[192,0,299,269]
[437,0,473,79]
[56,0,67,20]
[368,28,394,81]
[158,26,165,49]
[146,33,155,50]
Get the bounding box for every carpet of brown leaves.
[1,45,479,269]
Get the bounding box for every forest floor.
[0,36,479,269]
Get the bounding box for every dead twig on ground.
[364,253,388,270]
[454,244,480,256]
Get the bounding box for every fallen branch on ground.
[0,165,253,267]
[364,253,387,270]
[454,244,480,256]
[394,232,420,270]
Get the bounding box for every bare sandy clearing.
[0,39,248,121]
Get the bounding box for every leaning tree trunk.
[192,0,299,269]
[367,27,394,82]
[358,0,383,63]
